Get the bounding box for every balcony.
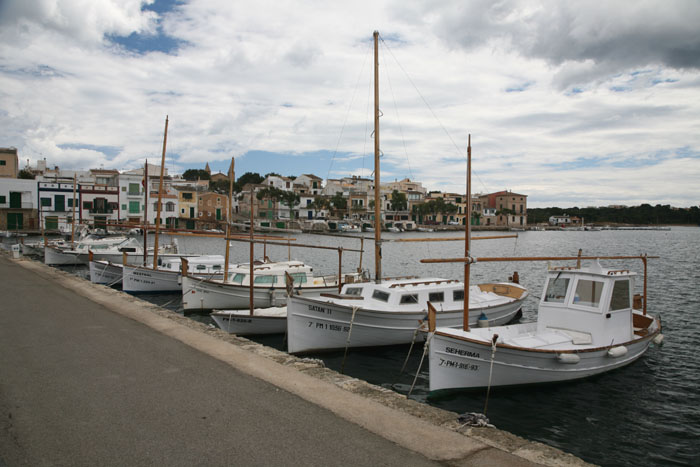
[89,208,114,214]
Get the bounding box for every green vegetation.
[182,169,210,181]
[528,204,700,225]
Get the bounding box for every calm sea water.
[24,227,700,466]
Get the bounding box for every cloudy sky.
[1,0,699,208]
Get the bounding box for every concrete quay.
[0,251,591,466]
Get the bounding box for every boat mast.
[224,157,235,281]
[71,173,77,247]
[373,30,382,284]
[249,185,255,315]
[153,116,168,269]
[143,159,148,266]
[464,135,472,331]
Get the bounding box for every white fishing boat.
[286,278,527,353]
[427,257,663,392]
[122,255,234,293]
[211,306,287,335]
[88,259,125,286]
[44,235,131,265]
[181,260,365,311]
[285,32,526,354]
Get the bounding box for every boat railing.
[389,279,459,288]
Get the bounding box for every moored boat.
[122,255,234,293]
[427,257,663,392]
[211,307,287,335]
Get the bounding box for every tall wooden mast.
[142,159,148,266]
[373,30,382,284]
[152,116,168,269]
[224,157,235,281]
[463,135,472,331]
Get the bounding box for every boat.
[122,255,234,293]
[211,306,287,335]
[285,32,527,354]
[181,259,366,311]
[88,258,125,286]
[426,256,663,392]
[44,235,131,265]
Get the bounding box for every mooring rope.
[399,322,424,375]
[340,306,360,374]
[407,331,433,397]
[483,334,499,416]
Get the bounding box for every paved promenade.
[0,252,584,466]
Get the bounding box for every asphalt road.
[0,254,440,466]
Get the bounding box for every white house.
[0,178,38,231]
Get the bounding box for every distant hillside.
[528,204,700,225]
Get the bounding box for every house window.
[129,201,140,214]
[166,202,175,212]
[41,197,51,207]
[182,192,193,200]
[0,195,5,203]
[83,201,92,210]
[128,183,140,194]
[0,160,6,166]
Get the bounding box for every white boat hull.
[122,265,181,293]
[286,293,526,354]
[211,308,287,335]
[44,246,87,265]
[428,317,661,392]
[182,276,339,311]
[88,261,123,286]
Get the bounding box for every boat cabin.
[339,278,468,310]
[160,255,228,275]
[227,260,314,287]
[537,261,636,346]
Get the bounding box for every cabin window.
[544,277,570,303]
[429,292,444,303]
[290,272,307,285]
[573,279,604,308]
[400,294,419,304]
[453,290,464,301]
[372,290,390,302]
[345,287,362,296]
[610,280,631,311]
[232,273,246,284]
[196,265,207,271]
[254,275,277,284]
[212,265,221,270]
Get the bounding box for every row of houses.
[1,147,528,232]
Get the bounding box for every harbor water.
[21,227,700,466]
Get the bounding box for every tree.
[280,190,300,219]
[18,169,35,179]
[182,169,210,181]
[330,193,347,218]
[389,190,407,212]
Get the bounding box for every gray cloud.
[425,0,700,88]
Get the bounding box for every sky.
[1,0,699,208]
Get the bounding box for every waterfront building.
[0,147,19,178]
[197,191,228,228]
[0,178,38,231]
[478,190,528,227]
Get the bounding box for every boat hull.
[122,265,180,293]
[286,293,526,354]
[428,318,661,392]
[44,246,87,265]
[88,261,123,286]
[211,309,287,335]
[181,276,340,311]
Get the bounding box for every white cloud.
[0,0,699,208]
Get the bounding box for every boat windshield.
[573,279,604,308]
[254,275,277,285]
[290,272,307,285]
[544,277,569,303]
[231,273,246,284]
[610,279,631,310]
